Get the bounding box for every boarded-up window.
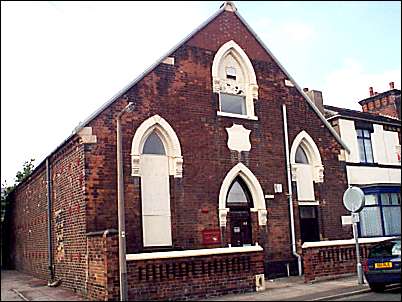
[140,132,172,247]
[295,165,315,201]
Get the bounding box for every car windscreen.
[369,240,401,258]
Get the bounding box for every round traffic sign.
[343,186,365,213]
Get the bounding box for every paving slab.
[1,270,86,301]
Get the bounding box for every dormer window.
[212,40,259,120]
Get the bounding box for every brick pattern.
[86,232,264,301]
[127,251,264,301]
[8,8,352,296]
[87,230,119,301]
[302,242,378,283]
[10,166,49,280]
[81,10,349,268]
[361,93,400,120]
[9,138,87,296]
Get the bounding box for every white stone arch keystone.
[218,163,267,227]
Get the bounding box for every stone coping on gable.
[126,244,263,261]
[302,236,398,249]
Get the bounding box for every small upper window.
[356,129,374,163]
[142,132,165,155]
[226,67,237,80]
[220,93,246,115]
[295,146,309,164]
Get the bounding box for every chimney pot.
[303,88,309,92]
[369,87,374,96]
[389,82,395,89]
[374,92,378,95]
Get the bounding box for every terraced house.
[4,2,358,300]
[324,83,401,239]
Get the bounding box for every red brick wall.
[10,166,49,280]
[86,229,119,301]
[86,231,264,301]
[302,242,378,282]
[361,93,400,119]
[127,251,264,301]
[9,137,87,295]
[82,9,349,268]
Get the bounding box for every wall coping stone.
[86,229,118,237]
[126,244,263,261]
[302,236,398,249]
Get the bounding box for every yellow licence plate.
[374,262,392,269]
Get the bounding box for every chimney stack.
[306,90,324,114]
[389,82,395,89]
[369,87,374,96]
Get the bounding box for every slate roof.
[324,105,401,126]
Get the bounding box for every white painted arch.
[218,163,267,226]
[290,130,324,183]
[131,114,183,177]
[212,40,258,87]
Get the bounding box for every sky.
[1,1,401,186]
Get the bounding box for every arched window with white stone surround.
[131,115,183,247]
[218,163,267,228]
[290,131,324,202]
[212,40,259,120]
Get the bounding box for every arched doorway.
[226,177,253,247]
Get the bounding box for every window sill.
[217,111,258,120]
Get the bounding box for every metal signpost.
[342,186,365,285]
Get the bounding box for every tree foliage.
[1,159,35,222]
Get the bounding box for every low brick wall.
[302,237,394,283]
[86,231,264,301]
[126,247,264,301]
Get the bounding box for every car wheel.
[369,283,385,292]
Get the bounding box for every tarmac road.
[333,284,401,301]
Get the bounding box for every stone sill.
[302,236,398,249]
[126,244,263,261]
[217,111,258,120]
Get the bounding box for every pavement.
[1,269,373,301]
[1,270,86,301]
[203,274,372,301]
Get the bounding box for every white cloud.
[322,58,401,110]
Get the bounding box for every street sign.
[342,186,365,285]
[341,215,352,225]
[343,186,365,213]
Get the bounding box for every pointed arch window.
[226,177,252,206]
[290,131,325,202]
[212,40,259,120]
[295,146,309,164]
[142,132,166,155]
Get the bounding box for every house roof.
[324,105,401,126]
[18,2,351,189]
[358,89,401,106]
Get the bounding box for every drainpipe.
[282,104,302,276]
[46,158,55,282]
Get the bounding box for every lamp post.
[116,102,134,301]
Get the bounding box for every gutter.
[282,104,302,276]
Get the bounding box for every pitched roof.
[358,89,401,106]
[324,105,401,126]
[23,2,352,185]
